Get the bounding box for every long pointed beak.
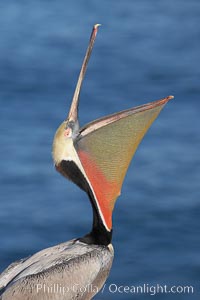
[68,24,101,124]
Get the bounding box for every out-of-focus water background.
[0,1,199,299]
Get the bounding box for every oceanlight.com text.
[102,283,194,296]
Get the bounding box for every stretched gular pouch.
[52,24,173,233]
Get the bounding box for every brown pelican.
[0,25,173,300]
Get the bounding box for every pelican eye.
[64,127,71,137]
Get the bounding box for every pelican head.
[52,25,173,246]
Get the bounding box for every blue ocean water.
[0,1,200,299]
